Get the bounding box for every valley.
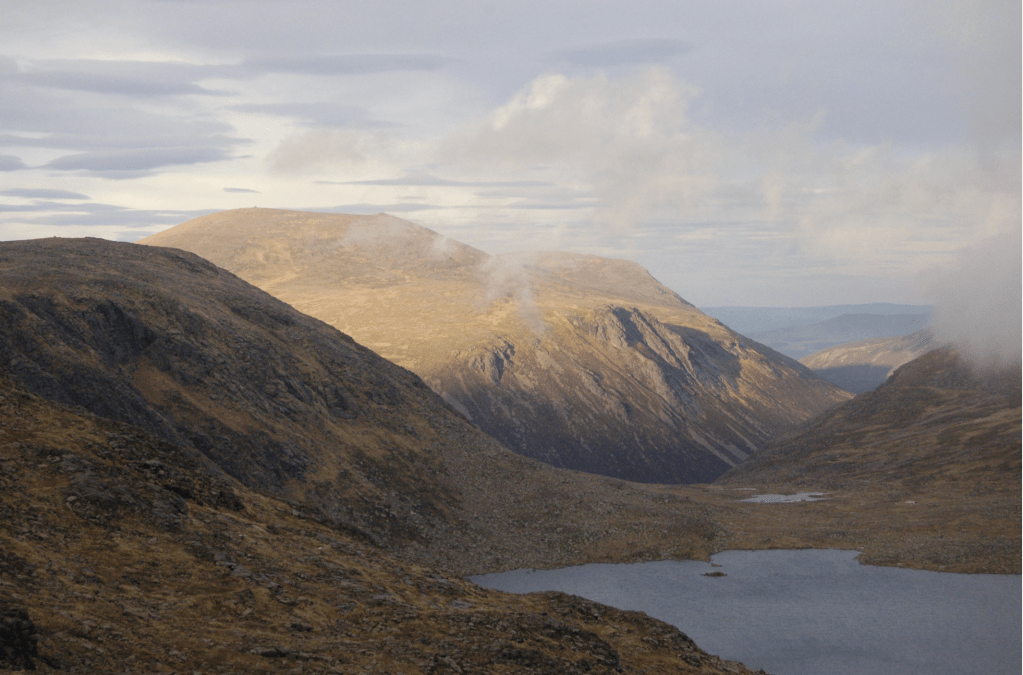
[1,230,1018,674]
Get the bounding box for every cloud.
[0,188,89,199]
[440,68,718,225]
[230,102,395,128]
[0,57,229,97]
[764,140,1022,277]
[550,38,693,68]
[224,187,260,194]
[0,79,243,154]
[318,203,444,214]
[0,154,27,171]
[16,68,222,97]
[479,253,545,332]
[1,53,452,99]
[320,173,550,188]
[0,202,216,230]
[266,130,370,174]
[45,146,232,176]
[927,228,1022,367]
[244,54,452,76]
[433,67,1019,288]
[266,129,426,176]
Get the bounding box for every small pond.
[471,549,1021,675]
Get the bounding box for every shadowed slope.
[142,208,850,483]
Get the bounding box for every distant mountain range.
[141,208,849,484]
[801,330,935,393]
[701,303,932,336]
[701,305,931,360]
[745,312,931,359]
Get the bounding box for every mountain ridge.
[141,208,850,483]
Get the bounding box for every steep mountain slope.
[720,348,1021,490]
[141,208,849,483]
[0,237,468,550]
[747,313,931,359]
[801,330,934,393]
[0,237,749,577]
[0,378,758,675]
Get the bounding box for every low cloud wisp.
[927,228,1022,368]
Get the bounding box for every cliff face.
[142,209,850,483]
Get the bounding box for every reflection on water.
[472,549,1021,675]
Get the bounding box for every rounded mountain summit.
[142,209,850,483]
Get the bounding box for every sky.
[0,0,1019,310]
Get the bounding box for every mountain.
[746,312,931,359]
[2,238,1014,672]
[0,377,757,675]
[800,330,934,393]
[700,303,931,337]
[720,348,1021,490]
[141,208,850,484]
[716,348,1021,571]
[0,236,784,577]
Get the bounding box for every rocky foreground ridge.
[0,377,761,675]
[142,209,850,483]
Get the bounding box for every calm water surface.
[471,549,1021,675]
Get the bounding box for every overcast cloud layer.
[0,0,1019,336]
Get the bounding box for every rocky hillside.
[800,330,934,393]
[142,208,849,483]
[720,348,1021,490]
[0,377,759,675]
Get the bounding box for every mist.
[927,228,1022,368]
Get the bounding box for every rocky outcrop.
[142,209,850,483]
